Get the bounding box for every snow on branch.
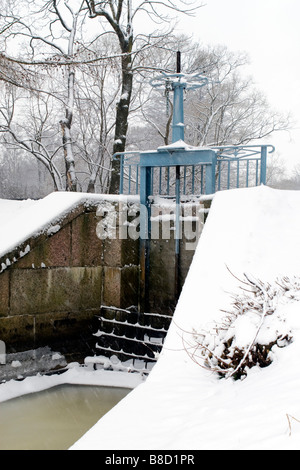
[0,47,153,67]
[181,272,300,380]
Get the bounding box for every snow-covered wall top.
[0,192,139,272]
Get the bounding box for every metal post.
[175,165,181,300]
[172,82,185,142]
[260,145,267,185]
[139,53,212,311]
[172,51,185,143]
[119,153,124,194]
[140,166,152,313]
[174,52,183,301]
[204,153,217,195]
[177,50,181,76]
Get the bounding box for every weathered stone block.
[34,310,96,346]
[0,271,9,317]
[71,212,103,267]
[0,315,35,351]
[148,262,176,314]
[120,265,140,308]
[103,237,139,267]
[103,265,139,309]
[150,238,176,269]
[103,266,121,308]
[97,200,139,267]
[179,240,196,286]
[10,267,102,316]
[16,225,71,268]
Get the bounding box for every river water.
[0,384,130,450]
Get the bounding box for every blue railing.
[115,144,275,196]
[115,151,140,195]
[212,144,274,191]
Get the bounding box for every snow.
[0,363,143,404]
[2,185,300,450]
[70,185,300,450]
[0,191,139,267]
[157,139,212,153]
[120,92,129,101]
[0,198,37,224]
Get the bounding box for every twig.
[226,274,269,379]
[286,413,300,437]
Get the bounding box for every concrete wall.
[0,196,210,363]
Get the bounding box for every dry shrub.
[182,272,298,380]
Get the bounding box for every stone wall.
[0,200,139,362]
[0,195,211,366]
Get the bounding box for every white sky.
[174,0,300,173]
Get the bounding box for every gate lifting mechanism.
[140,52,216,311]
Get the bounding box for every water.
[0,384,130,450]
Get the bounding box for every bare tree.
[54,0,85,191]
[0,81,64,191]
[266,153,288,187]
[74,37,121,192]
[134,40,290,150]
[184,45,290,147]
[0,0,90,190]
[84,0,203,193]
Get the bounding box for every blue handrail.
[115,144,274,196]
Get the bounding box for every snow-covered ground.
[2,185,300,450]
[70,185,300,450]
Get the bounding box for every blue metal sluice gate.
[93,53,276,369]
[113,52,275,311]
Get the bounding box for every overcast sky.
[174,0,300,173]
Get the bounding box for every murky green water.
[0,384,130,450]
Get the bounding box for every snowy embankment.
[70,185,300,450]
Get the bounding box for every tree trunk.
[60,69,77,191]
[60,119,77,191]
[109,54,133,194]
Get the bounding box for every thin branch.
[0,45,153,67]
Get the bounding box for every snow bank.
[71,186,300,450]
